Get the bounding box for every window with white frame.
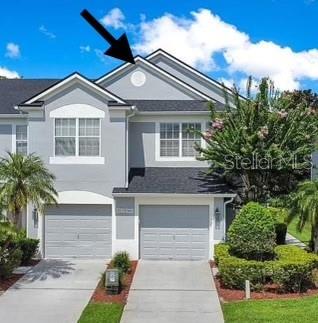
[55,118,100,156]
[159,122,202,158]
[16,125,28,155]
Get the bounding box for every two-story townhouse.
[0,49,236,261]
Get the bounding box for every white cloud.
[0,66,20,78]
[5,42,20,59]
[134,9,318,91]
[80,45,91,53]
[94,48,107,63]
[100,8,126,30]
[39,25,56,39]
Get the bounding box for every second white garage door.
[140,205,210,260]
[45,204,112,259]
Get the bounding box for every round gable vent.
[130,71,146,87]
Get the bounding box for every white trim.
[147,49,234,95]
[50,104,105,118]
[96,56,212,101]
[155,121,205,161]
[136,111,210,116]
[24,73,126,104]
[53,190,113,204]
[52,117,102,161]
[49,156,104,164]
[114,193,236,198]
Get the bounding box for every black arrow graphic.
[81,9,135,64]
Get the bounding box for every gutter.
[125,106,137,187]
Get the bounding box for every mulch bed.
[91,260,138,305]
[0,259,41,294]
[0,274,24,293]
[210,261,318,302]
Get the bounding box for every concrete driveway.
[0,259,106,323]
[121,261,224,323]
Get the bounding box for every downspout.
[223,196,235,241]
[125,106,136,187]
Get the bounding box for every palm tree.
[288,180,318,253]
[0,152,57,228]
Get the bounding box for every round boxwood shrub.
[227,202,276,260]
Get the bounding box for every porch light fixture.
[32,208,38,228]
[215,207,221,230]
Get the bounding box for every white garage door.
[140,205,210,260]
[45,204,112,258]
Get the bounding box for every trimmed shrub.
[18,238,39,265]
[112,251,130,274]
[215,243,268,290]
[215,244,318,292]
[214,243,230,265]
[0,246,22,279]
[275,223,287,245]
[270,245,318,292]
[227,202,276,260]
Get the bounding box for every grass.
[78,303,124,323]
[287,217,311,245]
[223,295,318,323]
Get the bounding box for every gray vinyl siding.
[115,197,135,239]
[101,65,201,100]
[129,121,208,167]
[28,83,126,197]
[0,124,12,155]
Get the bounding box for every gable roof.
[22,72,126,105]
[95,56,213,101]
[147,49,245,100]
[0,79,59,115]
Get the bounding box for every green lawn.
[223,295,318,323]
[78,303,124,323]
[287,217,311,245]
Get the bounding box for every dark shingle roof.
[0,79,59,114]
[113,167,234,194]
[127,100,225,112]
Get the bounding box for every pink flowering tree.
[196,78,318,204]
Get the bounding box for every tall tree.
[196,78,318,204]
[289,180,318,253]
[0,153,57,227]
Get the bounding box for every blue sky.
[1,0,318,92]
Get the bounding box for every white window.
[54,118,100,157]
[157,122,202,160]
[16,125,28,155]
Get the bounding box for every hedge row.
[215,243,318,292]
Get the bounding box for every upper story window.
[55,118,100,157]
[158,122,202,160]
[16,125,28,155]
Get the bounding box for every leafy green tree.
[287,180,318,253]
[0,153,57,228]
[197,78,318,204]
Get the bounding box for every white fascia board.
[136,111,210,116]
[96,57,213,101]
[24,73,126,104]
[113,193,237,198]
[147,49,235,96]
[0,114,27,119]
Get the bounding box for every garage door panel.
[140,205,209,261]
[45,204,112,259]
